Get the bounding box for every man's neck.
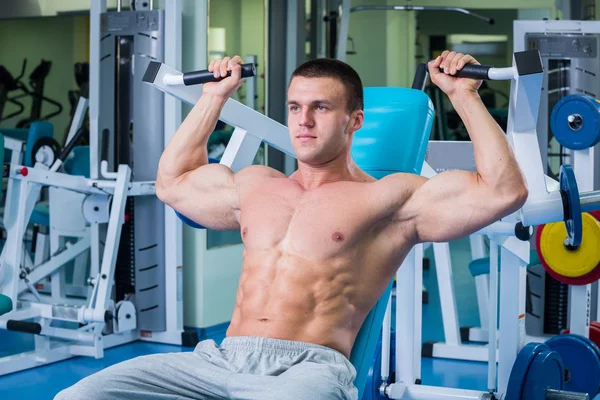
[292,155,362,190]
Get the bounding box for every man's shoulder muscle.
[237,165,285,182]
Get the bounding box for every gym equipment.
[514,21,600,178]
[334,1,493,62]
[147,39,600,398]
[0,61,27,122]
[0,1,193,376]
[506,343,563,400]
[546,334,600,395]
[508,20,600,352]
[536,213,600,285]
[591,322,600,348]
[11,59,63,129]
[551,94,600,150]
[144,56,434,399]
[0,135,8,317]
[438,66,600,247]
[64,62,89,146]
[97,5,187,341]
[364,331,396,400]
[419,38,599,364]
[30,136,61,168]
[506,342,593,400]
[156,62,256,86]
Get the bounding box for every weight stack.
[526,264,570,336]
[544,272,570,335]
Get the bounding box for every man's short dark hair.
[290,58,364,112]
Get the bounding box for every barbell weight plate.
[30,136,61,168]
[506,342,552,400]
[546,334,600,395]
[560,165,583,247]
[536,223,600,285]
[550,94,600,150]
[591,211,600,221]
[538,213,600,278]
[561,326,600,363]
[541,256,600,286]
[522,350,564,400]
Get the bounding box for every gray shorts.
[54,336,359,400]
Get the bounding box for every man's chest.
[239,183,388,260]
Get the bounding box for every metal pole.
[350,5,494,24]
[580,190,600,213]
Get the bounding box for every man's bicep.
[399,170,508,243]
[159,164,241,231]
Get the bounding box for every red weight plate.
[545,261,600,285]
[591,323,600,349]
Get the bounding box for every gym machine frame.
[381,51,599,399]
[426,19,600,366]
[0,0,189,376]
[146,46,600,399]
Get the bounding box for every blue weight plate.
[551,94,600,150]
[522,350,564,400]
[560,165,582,247]
[506,342,551,400]
[546,334,600,395]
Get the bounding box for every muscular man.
[56,52,528,400]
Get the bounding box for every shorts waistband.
[220,336,349,361]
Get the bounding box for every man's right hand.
[203,55,244,99]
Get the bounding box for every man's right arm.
[155,56,244,231]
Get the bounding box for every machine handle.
[411,63,429,91]
[440,64,491,80]
[6,320,42,335]
[183,63,256,86]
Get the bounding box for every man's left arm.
[379,52,529,243]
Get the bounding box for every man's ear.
[351,110,364,132]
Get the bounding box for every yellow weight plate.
[539,213,600,278]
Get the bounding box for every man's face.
[286,76,363,166]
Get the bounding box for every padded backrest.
[0,294,11,316]
[349,87,433,397]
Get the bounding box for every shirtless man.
[56,51,528,400]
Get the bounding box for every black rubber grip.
[440,64,491,80]
[7,320,42,334]
[58,126,87,163]
[411,63,429,91]
[514,222,533,242]
[183,63,256,86]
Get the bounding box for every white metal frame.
[0,158,139,374]
[514,18,600,335]
[429,21,600,364]
[0,0,187,376]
